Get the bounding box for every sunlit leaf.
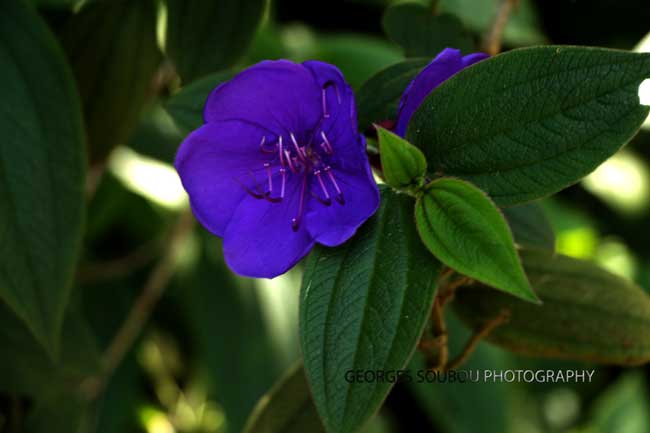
[415,178,537,302]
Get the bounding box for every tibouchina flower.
[394,48,489,137]
[175,60,380,278]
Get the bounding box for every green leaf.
[0,300,100,397]
[453,249,650,365]
[415,178,537,302]
[25,392,89,433]
[382,3,474,57]
[244,363,326,433]
[166,70,235,134]
[376,127,427,189]
[357,59,429,130]
[502,202,555,251]
[407,46,650,206]
[165,0,267,83]
[300,188,441,433]
[0,0,86,356]
[582,373,650,433]
[61,0,162,162]
[128,104,185,165]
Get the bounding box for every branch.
[482,0,519,55]
[446,309,510,370]
[81,210,194,400]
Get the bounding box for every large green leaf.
[61,0,162,162]
[407,46,650,205]
[300,188,440,433]
[502,202,555,251]
[382,3,474,57]
[357,59,429,130]
[0,300,100,398]
[165,0,266,83]
[0,0,86,356]
[165,70,235,134]
[453,249,650,365]
[415,178,537,302]
[244,364,325,433]
[25,392,89,433]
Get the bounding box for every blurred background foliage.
[2,0,650,432]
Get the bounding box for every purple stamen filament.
[239,125,346,231]
[292,174,308,231]
[325,166,345,204]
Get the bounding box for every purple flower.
[394,48,489,137]
[175,60,380,278]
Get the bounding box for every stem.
[77,237,162,284]
[446,309,510,370]
[81,210,194,400]
[430,0,439,15]
[482,0,519,55]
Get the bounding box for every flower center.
[237,82,346,231]
[238,128,345,232]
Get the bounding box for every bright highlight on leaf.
[582,151,650,215]
[376,126,427,189]
[109,146,188,210]
[414,178,538,302]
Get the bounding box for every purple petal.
[462,52,490,67]
[222,176,315,278]
[175,120,273,237]
[203,60,322,136]
[305,157,380,247]
[394,48,488,137]
[302,60,358,148]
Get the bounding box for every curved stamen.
[290,132,307,162]
[291,175,308,232]
[235,175,265,200]
[321,88,330,118]
[320,131,333,155]
[263,168,286,203]
[325,166,345,205]
[280,168,287,198]
[278,136,285,167]
[259,136,276,154]
[311,192,332,206]
[284,150,296,173]
[313,170,332,206]
[264,163,273,192]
